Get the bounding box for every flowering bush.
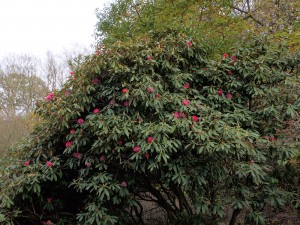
[0,34,299,225]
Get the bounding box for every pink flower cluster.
[146,87,155,93]
[73,152,82,159]
[147,137,154,143]
[133,146,141,153]
[45,92,54,101]
[93,108,100,114]
[25,160,30,167]
[182,99,190,106]
[65,141,73,148]
[46,161,54,168]
[42,220,53,225]
[92,78,100,84]
[183,83,190,89]
[121,181,127,187]
[77,118,84,125]
[217,90,233,99]
[223,53,237,63]
[173,111,186,119]
[192,115,199,122]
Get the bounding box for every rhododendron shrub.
[0,34,299,225]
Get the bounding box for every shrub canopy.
[0,33,299,225]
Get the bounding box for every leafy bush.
[0,33,299,225]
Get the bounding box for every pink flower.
[218,90,223,95]
[24,160,30,167]
[99,155,106,162]
[144,153,150,160]
[155,94,161,99]
[147,137,154,143]
[46,161,54,168]
[173,111,180,118]
[231,56,237,62]
[73,152,82,159]
[182,99,190,106]
[65,141,73,148]
[109,99,116,105]
[186,41,192,47]
[121,181,127,187]
[138,117,143,123]
[192,115,199,122]
[70,71,74,75]
[122,88,128,94]
[96,50,101,55]
[225,93,233,99]
[269,136,276,142]
[228,70,233,75]
[77,118,84,125]
[183,83,190,89]
[45,92,54,101]
[70,129,75,134]
[223,53,229,58]
[123,101,129,107]
[47,198,53,203]
[146,87,155,93]
[65,90,71,96]
[92,78,100,84]
[93,108,100,114]
[133,146,141,153]
[85,162,91,168]
[147,55,152,61]
[179,112,186,118]
[249,160,254,165]
[42,220,53,225]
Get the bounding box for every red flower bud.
[77,118,84,125]
[144,153,150,160]
[24,160,30,167]
[133,146,141,153]
[93,108,100,114]
[147,137,154,143]
[183,83,190,89]
[46,161,54,168]
[121,181,127,187]
[186,41,192,47]
[182,99,190,106]
[146,87,155,93]
[225,93,233,99]
[192,115,199,122]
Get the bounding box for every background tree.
[0,54,48,156]
[95,0,300,54]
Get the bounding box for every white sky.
[0,0,109,58]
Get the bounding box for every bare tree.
[0,54,48,119]
[41,44,92,91]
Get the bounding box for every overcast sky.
[0,0,109,58]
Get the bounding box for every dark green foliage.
[0,33,299,225]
